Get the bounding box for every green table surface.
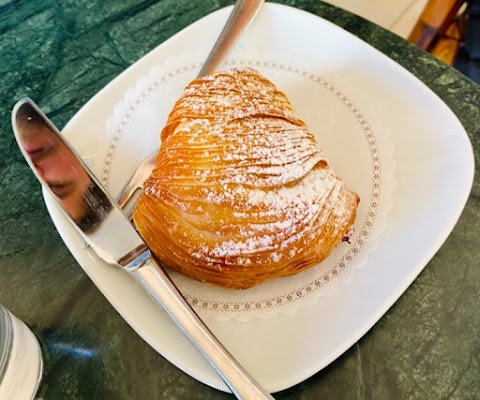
[1,1,480,399]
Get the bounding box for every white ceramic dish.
[100,46,396,322]
[44,3,474,393]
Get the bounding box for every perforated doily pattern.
[103,54,394,321]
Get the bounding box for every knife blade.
[12,98,274,400]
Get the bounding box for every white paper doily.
[100,49,395,322]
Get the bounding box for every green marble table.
[1,1,479,399]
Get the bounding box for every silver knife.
[12,98,274,400]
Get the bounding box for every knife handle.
[132,258,274,400]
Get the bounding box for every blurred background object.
[409,0,480,83]
[325,0,479,83]
[324,0,429,38]
[408,0,466,60]
[453,1,480,83]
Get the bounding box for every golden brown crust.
[133,68,359,289]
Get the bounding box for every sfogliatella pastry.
[133,68,359,289]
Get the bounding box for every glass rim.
[0,305,13,387]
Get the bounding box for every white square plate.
[44,3,474,393]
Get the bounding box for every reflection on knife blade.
[12,99,147,268]
[13,101,112,233]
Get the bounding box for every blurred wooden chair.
[409,0,467,64]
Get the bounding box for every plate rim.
[46,2,475,393]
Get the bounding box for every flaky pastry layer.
[133,68,359,289]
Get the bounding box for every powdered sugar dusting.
[135,68,359,289]
[104,52,394,319]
